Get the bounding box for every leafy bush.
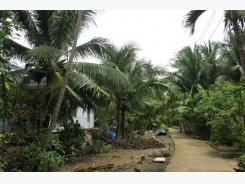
[48,134,66,155]
[91,130,101,140]
[0,138,8,171]
[236,154,245,170]
[37,150,65,172]
[4,127,47,147]
[208,115,243,147]
[235,130,245,151]
[90,140,111,154]
[160,124,169,132]
[58,122,85,151]
[6,144,66,172]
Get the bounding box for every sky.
[77,10,226,70]
[15,10,226,72]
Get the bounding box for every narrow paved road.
[165,128,235,172]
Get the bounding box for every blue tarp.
[105,130,116,139]
[154,129,167,136]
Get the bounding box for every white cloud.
[77,10,226,69]
[11,10,226,71]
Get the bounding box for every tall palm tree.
[120,60,169,137]
[43,10,82,149]
[98,43,139,138]
[170,45,203,95]
[1,10,107,127]
[170,41,223,96]
[198,41,222,87]
[217,32,243,83]
[99,43,170,138]
[1,10,130,129]
[182,10,245,81]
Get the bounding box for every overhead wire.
[209,11,227,40]
[197,10,216,45]
[194,10,216,68]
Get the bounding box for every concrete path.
[165,128,235,172]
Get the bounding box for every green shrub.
[37,150,65,172]
[91,130,101,140]
[58,122,85,151]
[236,154,245,170]
[4,127,47,147]
[102,144,112,153]
[208,116,243,147]
[90,140,111,154]
[160,124,169,132]
[235,131,245,151]
[6,144,66,172]
[0,139,8,171]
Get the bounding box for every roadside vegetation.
[1,10,245,171]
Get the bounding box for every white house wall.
[73,107,94,128]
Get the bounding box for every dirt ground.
[60,133,175,172]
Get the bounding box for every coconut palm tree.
[98,43,170,138]
[97,43,139,138]
[120,60,169,137]
[170,45,203,95]
[1,10,130,130]
[0,11,104,126]
[43,10,83,149]
[216,32,243,83]
[182,10,245,81]
[198,41,223,87]
[170,41,224,96]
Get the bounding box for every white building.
[72,107,94,128]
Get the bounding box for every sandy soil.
[60,135,174,172]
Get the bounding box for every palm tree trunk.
[233,18,245,82]
[116,104,121,139]
[43,10,83,150]
[121,105,125,138]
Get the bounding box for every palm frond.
[2,38,30,61]
[12,10,43,47]
[65,85,84,106]
[182,10,206,35]
[73,37,109,59]
[25,45,61,70]
[49,10,100,49]
[73,62,130,89]
[68,71,110,98]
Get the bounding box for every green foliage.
[58,122,85,151]
[172,95,197,134]
[234,130,245,151]
[0,11,23,133]
[206,82,245,146]
[90,139,111,154]
[0,136,8,171]
[160,124,169,132]
[48,134,66,155]
[208,115,240,146]
[91,130,101,140]
[125,122,134,134]
[236,154,245,170]
[6,143,65,172]
[152,115,167,128]
[4,127,47,147]
[3,127,66,172]
[37,149,65,172]
[172,82,245,145]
